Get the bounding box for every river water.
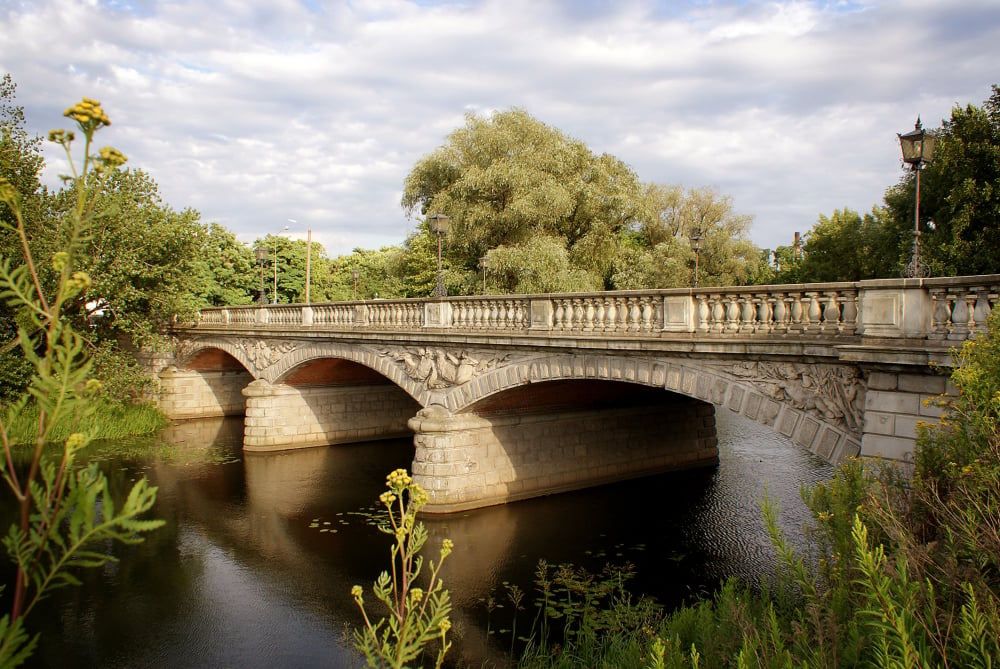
[13,410,832,668]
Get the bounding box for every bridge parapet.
[190,275,999,344]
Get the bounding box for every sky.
[2,0,999,258]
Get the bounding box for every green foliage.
[352,469,453,669]
[401,109,647,289]
[790,208,900,282]
[0,96,163,667]
[484,235,602,294]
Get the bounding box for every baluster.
[769,295,784,334]
[583,299,596,332]
[964,292,978,334]
[755,297,770,334]
[950,291,970,340]
[640,298,653,332]
[594,298,605,332]
[929,288,949,339]
[789,293,804,331]
[740,295,755,333]
[724,296,739,333]
[697,295,710,333]
[805,293,821,333]
[823,292,842,334]
[842,292,859,334]
[708,295,723,333]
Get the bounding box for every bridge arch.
[437,352,862,465]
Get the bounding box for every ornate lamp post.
[429,213,451,297]
[898,118,936,278]
[689,229,703,288]
[273,224,289,303]
[254,246,268,306]
[479,255,490,294]
[351,269,360,301]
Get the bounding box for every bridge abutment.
[158,365,250,419]
[242,379,419,452]
[408,400,719,514]
[860,370,950,462]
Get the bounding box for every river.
[12,409,832,668]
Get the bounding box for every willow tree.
[401,109,645,289]
[621,184,764,288]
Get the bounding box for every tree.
[484,234,602,294]
[628,185,765,288]
[401,109,645,289]
[192,223,258,307]
[886,85,1000,276]
[786,207,901,283]
[0,75,41,400]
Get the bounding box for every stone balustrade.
[187,275,999,343]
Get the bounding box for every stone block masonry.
[158,366,251,419]
[861,370,953,462]
[242,379,421,452]
[409,398,719,514]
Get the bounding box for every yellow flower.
[438,619,451,633]
[441,538,454,558]
[351,585,363,600]
[409,588,424,603]
[85,379,103,395]
[379,491,397,506]
[65,432,88,451]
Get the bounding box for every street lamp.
[898,118,936,278]
[479,255,490,294]
[273,224,289,303]
[351,269,360,301]
[288,218,311,304]
[254,246,268,306]
[689,229,703,288]
[429,213,450,297]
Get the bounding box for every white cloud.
[1,0,998,257]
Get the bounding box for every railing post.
[662,295,696,333]
[355,303,370,328]
[529,298,553,331]
[858,280,934,339]
[255,306,269,325]
[423,300,452,328]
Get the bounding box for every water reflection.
[12,411,832,668]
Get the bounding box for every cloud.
[2,0,998,257]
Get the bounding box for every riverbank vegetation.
[0,96,162,667]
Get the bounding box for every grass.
[2,395,169,446]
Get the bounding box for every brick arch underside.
[439,354,861,465]
[178,338,428,404]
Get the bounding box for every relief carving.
[381,347,509,389]
[238,338,298,372]
[725,362,865,433]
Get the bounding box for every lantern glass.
[255,246,268,263]
[899,119,936,166]
[429,213,451,234]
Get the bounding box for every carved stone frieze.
[722,361,866,433]
[237,338,299,372]
[380,346,510,389]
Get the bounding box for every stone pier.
[241,379,420,452]
[409,398,719,514]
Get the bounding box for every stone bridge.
[161,275,999,513]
